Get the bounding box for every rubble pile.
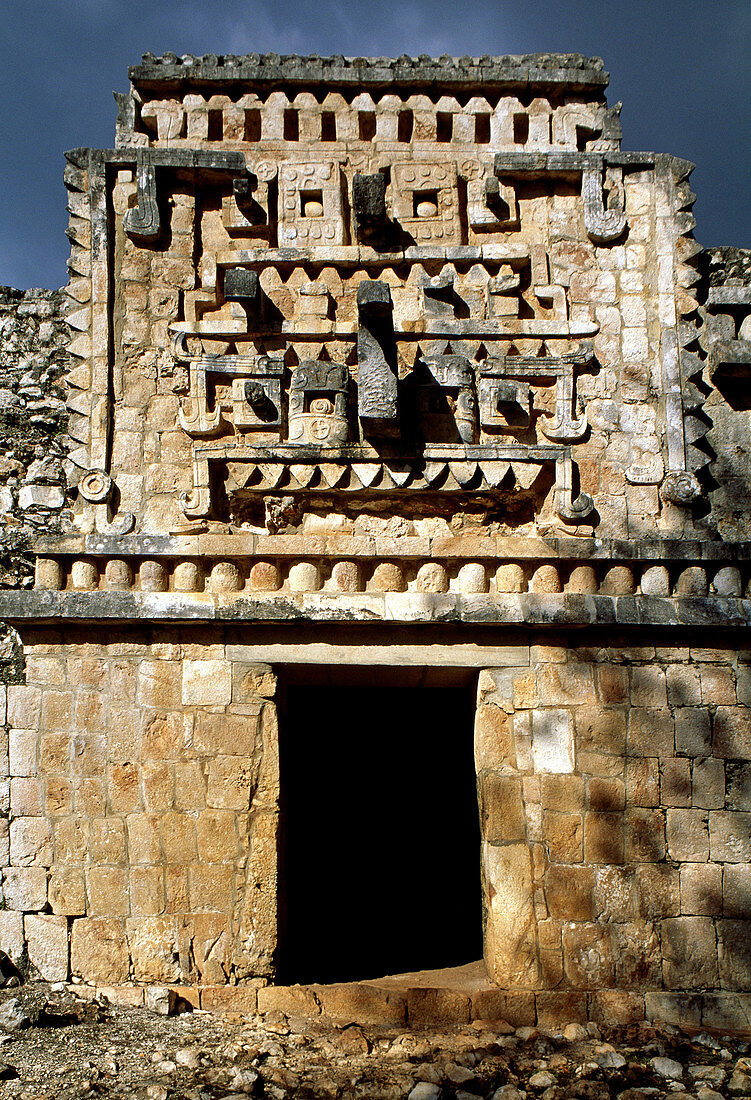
[0,287,68,590]
[0,983,747,1100]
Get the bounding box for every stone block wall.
[478,638,751,1028]
[0,629,279,990]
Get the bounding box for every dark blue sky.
[2,0,749,289]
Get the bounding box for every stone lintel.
[0,590,749,628]
[128,53,610,94]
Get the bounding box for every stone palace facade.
[0,53,749,1029]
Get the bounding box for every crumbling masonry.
[0,53,750,1029]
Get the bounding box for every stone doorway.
[277,674,482,985]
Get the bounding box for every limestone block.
[210,561,243,593]
[416,562,449,593]
[640,565,670,595]
[249,561,281,591]
[531,709,574,773]
[9,730,36,777]
[126,814,162,864]
[48,869,87,916]
[632,667,667,708]
[545,865,593,920]
[104,559,133,590]
[562,922,615,989]
[709,811,751,862]
[726,758,751,809]
[288,561,322,592]
[174,561,202,592]
[693,757,725,809]
[188,864,233,912]
[624,808,666,862]
[70,559,99,590]
[483,841,540,987]
[701,993,751,1032]
[70,917,129,984]
[330,560,361,592]
[535,991,587,1026]
[661,758,691,807]
[182,659,232,705]
[613,921,662,988]
[661,916,718,989]
[644,991,702,1028]
[480,774,525,842]
[25,914,69,981]
[201,985,260,1013]
[315,984,406,1025]
[635,864,680,919]
[86,867,128,917]
[717,920,751,991]
[206,756,254,810]
[139,560,168,592]
[530,564,561,594]
[0,912,25,967]
[675,566,708,597]
[576,706,626,756]
[724,864,751,918]
[7,686,41,729]
[587,777,625,812]
[680,862,722,916]
[628,708,674,756]
[458,563,488,593]
[600,565,634,595]
[127,916,180,983]
[713,707,751,758]
[495,564,525,593]
[541,774,585,812]
[567,565,597,594]
[584,811,624,864]
[35,558,64,590]
[701,665,736,705]
[713,566,742,596]
[407,988,470,1027]
[543,810,583,862]
[257,984,321,1017]
[10,818,52,867]
[369,562,405,592]
[11,778,42,817]
[674,707,711,756]
[589,990,645,1026]
[474,702,513,771]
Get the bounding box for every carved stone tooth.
[353,463,382,488]
[319,463,347,488]
[423,461,448,486]
[290,464,316,487]
[481,460,511,487]
[385,463,413,487]
[450,461,478,487]
[512,462,544,490]
[258,463,285,488]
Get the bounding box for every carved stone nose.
[244,380,267,411]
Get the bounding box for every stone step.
[256,961,533,1028]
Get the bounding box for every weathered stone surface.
[24,913,69,981]
[483,842,540,987]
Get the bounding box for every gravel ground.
[0,983,748,1100]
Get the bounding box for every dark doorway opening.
[278,679,482,985]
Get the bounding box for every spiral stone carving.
[79,468,112,503]
[660,470,702,506]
